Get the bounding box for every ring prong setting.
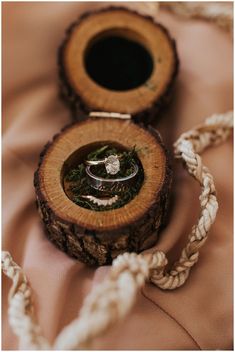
[105,155,120,175]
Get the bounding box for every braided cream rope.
[1,252,50,350]
[162,2,233,32]
[2,111,233,349]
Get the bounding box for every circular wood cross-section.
[34,118,172,265]
[59,7,179,123]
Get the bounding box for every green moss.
[64,145,144,211]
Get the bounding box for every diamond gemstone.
[105,155,120,175]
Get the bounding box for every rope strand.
[162,2,233,32]
[1,252,50,350]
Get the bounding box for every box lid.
[58,6,179,124]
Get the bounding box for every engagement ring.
[86,154,120,175]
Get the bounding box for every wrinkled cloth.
[2,2,233,350]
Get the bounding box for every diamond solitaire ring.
[85,154,120,175]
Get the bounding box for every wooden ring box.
[34,7,178,266]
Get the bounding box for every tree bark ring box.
[34,118,172,266]
[59,6,179,123]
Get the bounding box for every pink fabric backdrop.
[2,2,233,350]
